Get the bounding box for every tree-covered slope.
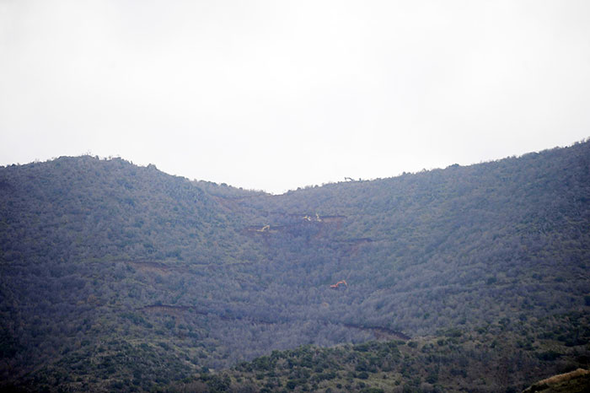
[0,141,589,391]
[182,314,590,393]
[0,157,263,390]
[235,142,590,336]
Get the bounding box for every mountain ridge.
[1,141,589,392]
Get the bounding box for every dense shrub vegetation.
[0,141,589,391]
[183,314,590,392]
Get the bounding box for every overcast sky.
[1,1,589,193]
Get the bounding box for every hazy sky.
[1,1,589,193]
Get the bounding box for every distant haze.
[1,0,589,194]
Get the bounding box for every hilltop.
[0,141,589,392]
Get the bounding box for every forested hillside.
[180,320,590,393]
[0,141,589,392]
